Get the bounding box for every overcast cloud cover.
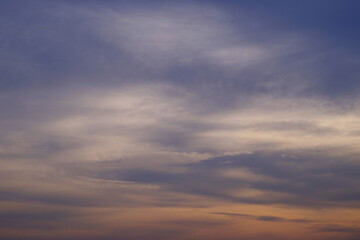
[1,1,360,239]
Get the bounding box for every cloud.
[0,83,359,211]
[102,150,360,208]
[317,224,360,234]
[3,0,359,101]
[211,212,312,223]
[1,1,360,239]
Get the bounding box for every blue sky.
[0,1,360,239]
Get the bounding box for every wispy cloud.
[211,212,312,223]
[1,1,360,240]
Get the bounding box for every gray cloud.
[319,227,359,233]
[99,150,360,208]
[211,212,312,223]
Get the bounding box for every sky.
[1,0,360,239]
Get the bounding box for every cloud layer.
[1,1,360,240]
